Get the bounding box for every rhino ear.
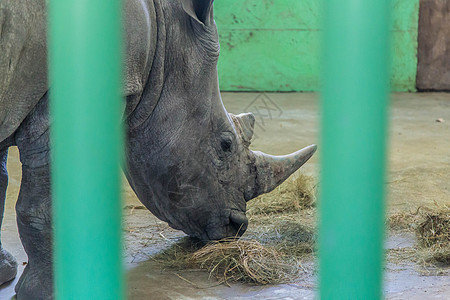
[181,0,214,26]
[230,113,255,147]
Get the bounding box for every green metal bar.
[320,1,390,299]
[49,0,124,299]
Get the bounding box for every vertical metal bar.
[320,1,390,299]
[49,0,124,299]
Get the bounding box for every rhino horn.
[249,144,317,200]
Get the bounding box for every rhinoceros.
[0,0,316,298]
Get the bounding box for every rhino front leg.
[13,95,53,299]
[0,149,18,285]
[14,163,52,300]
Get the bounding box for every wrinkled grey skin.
[0,0,316,298]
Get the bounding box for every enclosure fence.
[48,0,389,299]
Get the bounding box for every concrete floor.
[1,92,449,299]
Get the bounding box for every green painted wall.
[214,0,419,92]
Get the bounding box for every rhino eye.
[220,137,233,152]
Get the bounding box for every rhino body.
[0,0,316,298]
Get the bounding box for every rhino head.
[124,0,316,240]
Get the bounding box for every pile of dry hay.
[416,210,450,265]
[153,237,303,285]
[245,174,317,258]
[388,206,450,266]
[189,239,301,284]
[247,174,317,215]
[153,174,317,285]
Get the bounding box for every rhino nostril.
[229,211,248,237]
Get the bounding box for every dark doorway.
[416,0,450,91]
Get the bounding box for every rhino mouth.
[203,209,248,241]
